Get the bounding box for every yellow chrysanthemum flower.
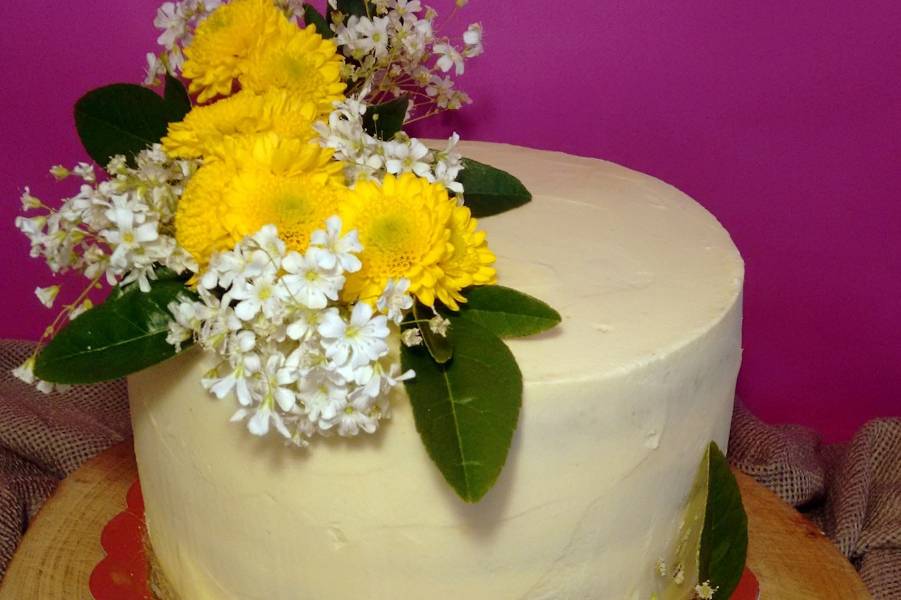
[340,174,454,307]
[240,24,346,114]
[175,160,235,269]
[182,0,294,103]
[176,133,346,268]
[435,205,497,310]
[162,89,319,159]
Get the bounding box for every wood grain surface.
[0,442,872,599]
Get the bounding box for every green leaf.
[74,82,188,167]
[34,279,197,384]
[163,75,192,121]
[658,442,748,600]
[401,317,522,503]
[362,96,409,140]
[699,442,748,599]
[457,158,532,218]
[329,0,369,20]
[456,285,560,338]
[411,301,453,364]
[302,3,334,38]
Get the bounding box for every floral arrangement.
[14,0,559,503]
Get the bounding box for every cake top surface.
[462,141,744,384]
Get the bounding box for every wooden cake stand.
[0,442,872,599]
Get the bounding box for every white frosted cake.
[129,141,744,599]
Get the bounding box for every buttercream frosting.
[129,141,744,599]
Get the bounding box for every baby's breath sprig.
[12,147,198,390]
[329,0,483,123]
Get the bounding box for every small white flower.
[354,16,391,57]
[34,285,61,309]
[384,138,431,178]
[298,369,346,427]
[237,398,290,438]
[318,302,390,367]
[231,276,280,321]
[73,163,96,183]
[249,224,286,263]
[263,353,300,412]
[285,306,323,342]
[103,200,159,268]
[463,23,483,57]
[376,278,413,323]
[12,357,37,385]
[308,216,363,273]
[144,52,166,85]
[281,251,344,310]
[433,42,465,75]
[154,2,187,49]
[333,398,379,436]
[429,315,450,336]
[353,359,414,400]
[401,327,423,347]
[694,581,718,599]
[20,188,42,211]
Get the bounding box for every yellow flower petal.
[182,0,295,103]
[240,24,346,114]
[175,133,347,268]
[340,173,456,306]
[163,89,319,159]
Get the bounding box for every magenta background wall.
[1,2,899,441]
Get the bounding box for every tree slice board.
[0,442,872,599]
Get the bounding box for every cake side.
[129,141,743,600]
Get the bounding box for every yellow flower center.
[370,212,413,250]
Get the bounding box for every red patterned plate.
[89,482,760,600]
[89,481,152,600]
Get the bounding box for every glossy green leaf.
[362,95,409,140]
[457,158,532,217]
[302,3,334,38]
[401,317,522,503]
[34,279,197,384]
[658,442,748,600]
[699,442,748,599]
[411,301,453,364]
[163,75,192,120]
[456,285,560,338]
[74,82,187,167]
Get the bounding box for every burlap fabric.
[0,339,898,597]
[0,340,130,580]
[729,401,901,599]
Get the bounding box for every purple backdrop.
[2,1,900,441]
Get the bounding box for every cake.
[129,141,744,600]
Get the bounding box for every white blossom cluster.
[144,0,307,85]
[16,146,197,294]
[145,0,221,85]
[329,0,483,119]
[315,89,464,190]
[13,146,198,389]
[167,220,416,446]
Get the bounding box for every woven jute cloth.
[0,339,898,597]
[0,340,131,581]
[729,401,901,599]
